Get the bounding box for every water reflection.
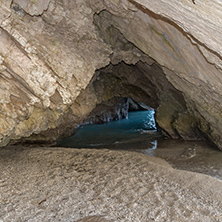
[140,139,222,180]
[142,140,158,157]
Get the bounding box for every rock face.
[0,0,221,149]
[82,97,129,125]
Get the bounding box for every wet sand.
[140,139,222,180]
[0,146,222,221]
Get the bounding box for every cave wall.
[0,0,111,145]
[0,0,221,148]
[77,61,199,140]
[95,4,222,148]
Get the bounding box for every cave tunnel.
[12,11,205,147]
[1,1,221,151]
[56,60,203,149]
[58,9,207,146]
[2,1,222,221]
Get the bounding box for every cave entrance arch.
[16,8,202,146]
[73,60,199,143]
[77,10,202,142]
[58,57,196,149]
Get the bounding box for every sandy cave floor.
[0,146,222,221]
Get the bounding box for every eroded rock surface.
[0,0,221,148]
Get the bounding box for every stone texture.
[93,2,222,148]
[73,60,194,140]
[13,0,51,16]
[0,0,221,149]
[82,97,153,125]
[0,0,111,146]
[83,97,129,125]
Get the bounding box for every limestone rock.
[128,98,152,112]
[83,97,129,125]
[13,0,50,16]
[0,0,221,149]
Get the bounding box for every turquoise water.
[57,110,160,148]
[57,110,222,180]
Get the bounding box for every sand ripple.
[0,147,222,221]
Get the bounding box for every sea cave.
[0,0,222,221]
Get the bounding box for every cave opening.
[57,57,222,179]
[56,59,190,149]
[72,59,200,143]
[9,13,202,148]
[12,9,205,149]
[1,0,221,183]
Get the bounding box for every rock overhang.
[0,0,221,149]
